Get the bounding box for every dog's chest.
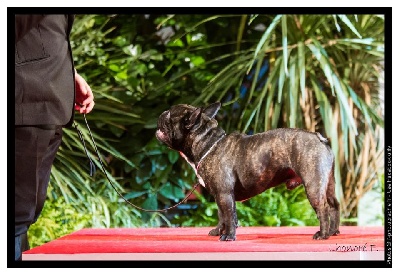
[179,152,206,187]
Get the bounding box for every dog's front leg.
[208,203,238,239]
[208,208,224,237]
[213,192,237,241]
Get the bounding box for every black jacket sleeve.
[15,14,46,43]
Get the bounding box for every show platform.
[22,226,385,261]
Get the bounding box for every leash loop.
[74,114,200,213]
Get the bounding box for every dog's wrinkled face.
[156,104,196,149]
[156,103,221,151]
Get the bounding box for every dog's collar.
[179,151,206,187]
[196,134,226,170]
[178,134,225,188]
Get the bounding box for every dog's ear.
[203,102,221,119]
[185,107,202,129]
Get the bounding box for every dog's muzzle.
[156,129,167,142]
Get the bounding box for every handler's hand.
[74,71,95,114]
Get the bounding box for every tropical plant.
[27,196,92,248]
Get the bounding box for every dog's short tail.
[316,132,329,144]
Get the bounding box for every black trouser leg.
[14,126,63,261]
[14,233,29,261]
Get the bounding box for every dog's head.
[156,102,221,151]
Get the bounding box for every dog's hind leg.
[301,168,331,240]
[310,198,331,240]
[327,164,340,236]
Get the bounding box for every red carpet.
[23,226,385,260]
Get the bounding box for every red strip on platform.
[23,226,385,260]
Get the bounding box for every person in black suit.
[14,14,95,261]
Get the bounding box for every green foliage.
[377,173,385,225]
[27,197,92,248]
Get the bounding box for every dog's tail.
[316,132,329,144]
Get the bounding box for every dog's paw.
[329,230,340,236]
[219,234,236,241]
[313,231,329,240]
[208,228,220,236]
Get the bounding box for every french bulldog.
[156,102,340,241]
